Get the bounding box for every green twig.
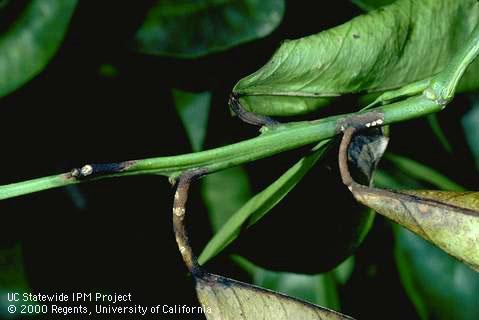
[0,95,440,201]
[2,20,479,201]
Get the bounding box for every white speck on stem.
[173,207,185,217]
[80,165,93,176]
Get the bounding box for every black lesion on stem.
[229,93,280,127]
[70,161,136,179]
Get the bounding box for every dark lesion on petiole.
[229,93,280,127]
[337,111,385,188]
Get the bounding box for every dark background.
[0,1,477,319]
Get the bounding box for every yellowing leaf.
[339,116,479,273]
[195,271,354,320]
[350,185,479,272]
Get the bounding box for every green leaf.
[351,0,395,11]
[135,0,285,58]
[233,0,479,116]
[395,226,479,320]
[198,140,330,265]
[195,270,354,319]
[173,89,211,152]
[0,0,77,98]
[237,95,333,117]
[350,186,479,272]
[201,166,252,231]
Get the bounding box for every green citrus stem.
[2,22,479,201]
[0,95,440,201]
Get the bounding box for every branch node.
[336,111,385,134]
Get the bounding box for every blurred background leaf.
[173,89,212,152]
[0,244,35,319]
[232,255,357,311]
[382,153,464,191]
[0,0,77,98]
[462,95,479,170]
[202,166,252,231]
[134,0,285,58]
[426,114,453,154]
[394,226,479,320]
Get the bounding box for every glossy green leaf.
[198,140,330,265]
[195,270,354,320]
[173,89,211,152]
[135,0,285,58]
[395,226,479,320]
[0,0,77,98]
[233,0,479,116]
[201,166,252,231]
[351,186,479,272]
